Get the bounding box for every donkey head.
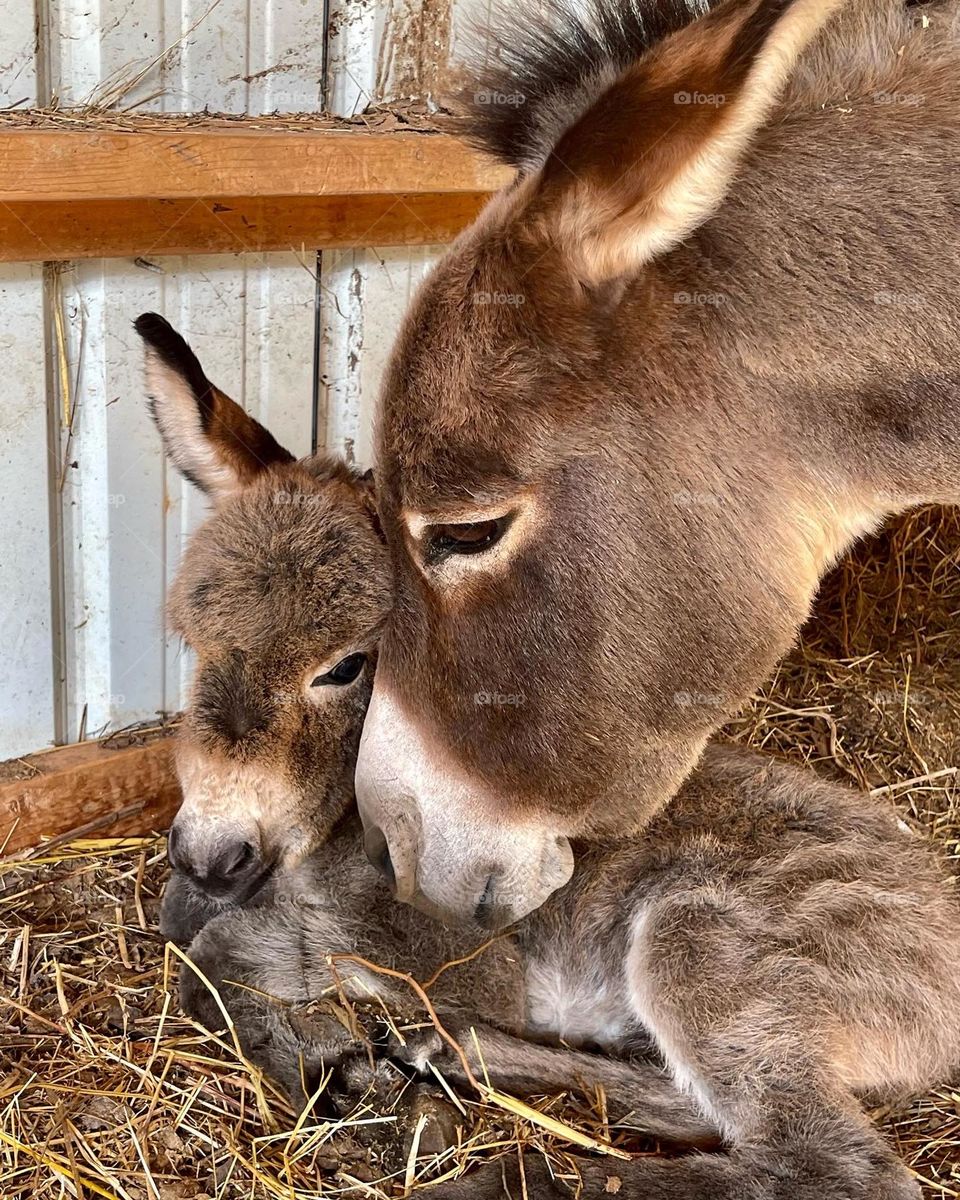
[356,0,857,926]
[135,314,390,925]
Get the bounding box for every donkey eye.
[427,516,510,562]
[312,653,366,687]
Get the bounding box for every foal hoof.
[404,1088,465,1159]
[371,1020,447,1076]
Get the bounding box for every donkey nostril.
[221,840,256,878]
[364,826,396,888]
[376,842,396,888]
[167,825,183,871]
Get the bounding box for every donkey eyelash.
[424,513,514,564]
[311,652,367,686]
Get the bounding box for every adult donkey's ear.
[526,0,843,287]
[134,312,294,500]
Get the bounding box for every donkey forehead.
[378,240,614,512]
[378,382,606,517]
[172,487,390,649]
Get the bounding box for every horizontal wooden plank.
[0,191,494,261]
[0,128,510,202]
[0,736,181,856]
[0,127,509,259]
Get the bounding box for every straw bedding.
[2,505,959,1198]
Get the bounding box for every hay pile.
[0,838,616,1198]
[728,504,960,851]
[2,507,959,1198]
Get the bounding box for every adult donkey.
[140,314,960,1200]
[355,0,960,925]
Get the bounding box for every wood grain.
[0,128,509,201]
[0,191,494,261]
[0,737,181,856]
[0,127,509,259]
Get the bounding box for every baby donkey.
[139,313,960,1200]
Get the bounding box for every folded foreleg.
[386,1019,719,1145]
[178,902,400,1105]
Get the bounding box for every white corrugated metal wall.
[0,0,463,761]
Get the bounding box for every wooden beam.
[0,127,511,261]
[0,128,506,202]
[0,736,181,856]
[0,192,494,261]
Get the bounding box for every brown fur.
[174,671,960,1199]
[135,313,390,902]
[143,334,960,1197]
[354,0,960,923]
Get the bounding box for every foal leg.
[179,904,402,1104]
[428,1055,918,1197]
[427,894,922,1200]
[391,1033,915,1198]
[585,895,918,1200]
[387,1021,718,1144]
[433,1101,919,1200]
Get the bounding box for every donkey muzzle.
[167,817,273,904]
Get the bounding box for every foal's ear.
[357,467,385,543]
[134,312,294,500]
[528,0,842,286]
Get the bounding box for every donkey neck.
[610,265,929,608]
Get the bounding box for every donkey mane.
[460,0,940,176]
[459,0,701,172]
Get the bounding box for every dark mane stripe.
[459,0,707,172]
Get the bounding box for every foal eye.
[311,653,366,687]
[427,516,510,561]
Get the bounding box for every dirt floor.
[1,506,959,1198]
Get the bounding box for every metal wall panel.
[0,264,56,760]
[0,0,480,758]
[44,0,326,113]
[0,1,325,758]
[0,13,47,759]
[317,0,456,464]
[0,4,38,107]
[319,245,441,466]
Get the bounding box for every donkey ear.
[528,0,842,286]
[134,312,294,500]
[356,467,385,543]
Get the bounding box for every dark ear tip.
[133,313,212,406]
[134,311,169,331]
[134,311,174,344]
